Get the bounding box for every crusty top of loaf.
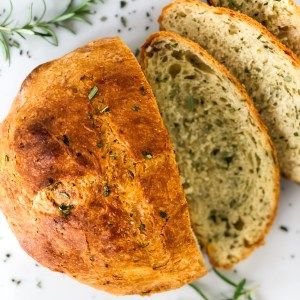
[0,37,206,295]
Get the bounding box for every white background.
[0,0,300,299]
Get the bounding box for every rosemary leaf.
[189,283,210,300]
[88,86,98,100]
[233,279,246,299]
[213,268,237,287]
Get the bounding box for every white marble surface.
[0,0,299,299]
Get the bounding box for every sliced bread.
[160,0,300,183]
[140,31,279,268]
[208,0,300,58]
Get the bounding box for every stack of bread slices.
[0,0,299,296]
[141,0,300,271]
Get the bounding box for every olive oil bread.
[160,0,300,182]
[209,0,300,57]
[0,37,207,295]
[141,31,279,268]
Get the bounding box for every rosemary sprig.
[0,0,103,61]
[213,268,254,300]
[190,269,255,300]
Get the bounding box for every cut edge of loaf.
[140,31,280,269]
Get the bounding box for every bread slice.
[140,31,279,268]
[0,37,207,295]
[160,0,300,183]
[208,0,300,58]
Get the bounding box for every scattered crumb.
[279,225,289,232]
[11,278,22,286]
[3,253,11,262]
[120,16,128,27]
[120,1,127,8]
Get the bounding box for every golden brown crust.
[0,37,207,295]
[160,0,300,68]
[140,31,280,269]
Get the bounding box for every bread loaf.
[0,37,207,295]
[140,31,279,268]
[160,0,300,182]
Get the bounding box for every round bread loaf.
[0,37,206,295]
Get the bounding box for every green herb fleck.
[139,223,146,232]
[58,204,74,217]
[294,132,299,136]
[257,34,263,40]
[103,184,110,197]
[97,141,104,148]
[62,134,70,146]
[142,151,153,159]
[186,96,196,111]
[159,211,168,219]
[89,255,95,261]
[224,155,234,165]
[135,48,140,57]
[100,16,107,22]
[5,154,9,162]
[229,24,239,35]
[132,104,140,111]
[36,280,42,288]
[120,16,127,27]
[139,86,147,95]
[284,76,292,82]
[88,86,98,101]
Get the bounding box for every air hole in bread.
[168,63,182,78]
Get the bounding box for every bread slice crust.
[159,0,300,183]
[141,31,280,269]
[0,37,207,295]
[208,0,300,58]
